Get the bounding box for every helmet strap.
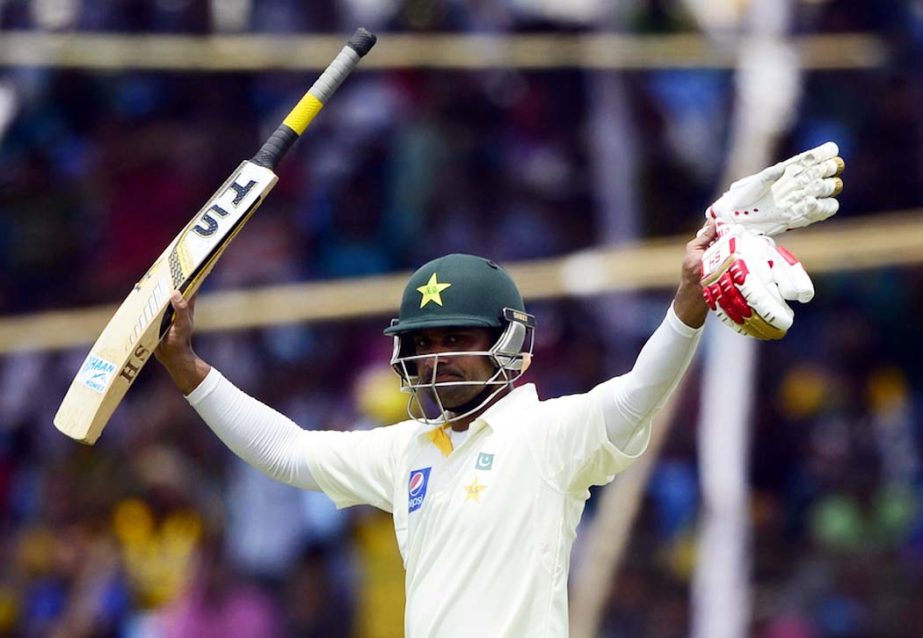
[446,380,511,418]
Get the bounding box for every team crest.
[464,476,487,503]
[417,273,451,307]
[408,467,432,513]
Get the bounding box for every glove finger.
[793,196,839,224]
[789,195,818,225]
[803,158,843,181]
[715,307,751,337]
[724,285,753,323]
[737,278,794,337]
[702,256,751,324]
[813,197,839,220]
[806,176,844,198]
[819,156,845,177]
[745,292,794,335]
[783,141,839,168]
[775,159,834,199]
[716,272,749,323]
[771,165,806,200]
[792,196,840,228]
[770,245,814,303]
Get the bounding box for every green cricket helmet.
[385,253,535,425]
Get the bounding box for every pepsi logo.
[409,472,425,495]
[408,467,432,513]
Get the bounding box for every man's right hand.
[155,291,211,395]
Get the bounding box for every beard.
[421,382,481,410]
[414,355,500,417]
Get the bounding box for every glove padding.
[700,224,814,340]
[707,141,845,236]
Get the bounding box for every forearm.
[602,304,702,449]
[673,220,715,329]
[186,369,320,490]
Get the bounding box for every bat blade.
[54,161,277,443]
[54,27,377,444]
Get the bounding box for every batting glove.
[706,142,845,236]
[700,224,814,340]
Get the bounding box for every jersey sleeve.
[532,305,701,494]
[305,424,413,513]
[187,367,410,513]
[531,385,648,495]
[602,304,701,450]
[187,368,321,491]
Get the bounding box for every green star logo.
[417,273,452,308]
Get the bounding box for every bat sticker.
[77,354,117,394]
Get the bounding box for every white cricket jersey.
[304,381,648,637]
[186,305,701,637]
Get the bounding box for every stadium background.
[1,0,922,636]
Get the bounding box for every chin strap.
[448,384,503,418]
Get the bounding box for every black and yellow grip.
[251,28,377,170]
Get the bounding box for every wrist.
[673,281,708,328]
[164,353,211,395]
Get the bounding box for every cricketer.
[155,143,843,636]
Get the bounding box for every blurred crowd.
[2,0,923,636]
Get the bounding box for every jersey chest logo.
[475,452,494,470]
[408,467,432,513]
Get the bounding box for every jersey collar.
[476,383,538,431]
[416,383,538,455]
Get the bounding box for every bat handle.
[252,125,298,170]
[251,28,377,170]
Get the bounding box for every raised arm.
[602,221,716,450]
[155,292,320,490]
[185,368,321,490]
[672,220,717,328]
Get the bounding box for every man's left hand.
[707,141,845,236]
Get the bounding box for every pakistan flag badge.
[475,453,494,471]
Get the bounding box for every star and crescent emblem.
[417,273,452,308]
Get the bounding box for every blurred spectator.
[156,530,281,638]
[1,2,922,635]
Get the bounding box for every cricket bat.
[54,28,377,444]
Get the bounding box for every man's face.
[411,327,497,409]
